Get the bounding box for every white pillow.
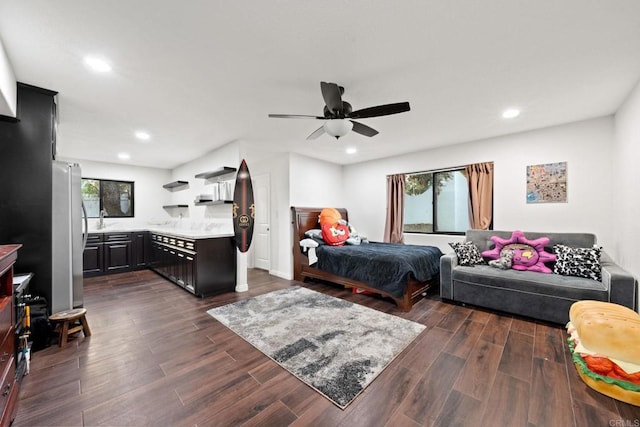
[300,238,319,249]
[304,229,323,240]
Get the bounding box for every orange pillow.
[321,222,350,246]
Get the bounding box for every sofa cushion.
[466,230,597,253]
[553,244,602,281]
[449,241,485,266]
[451,265,608,301]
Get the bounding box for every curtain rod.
[387,164,466,178]
[386,161,493,178]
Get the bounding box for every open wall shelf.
[163,180,189,190]
[194,167,236,180]
[162,204,189,209]
[194,200,233,206]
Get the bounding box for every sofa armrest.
[601,251,638,311]
[440,252,458,300]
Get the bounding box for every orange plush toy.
[319,207,342,226]
[319,208,349,246]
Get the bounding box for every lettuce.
[568,338,640,392]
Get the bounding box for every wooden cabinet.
[0,244,21,426]
[83,231,236,297]
[133,232,150,269]
[0,84,57,309]
[149,233,235,297]
[84,232,148,276]
[104,233,132,273]
[82,234,104,277]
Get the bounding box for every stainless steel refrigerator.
[52,161,88,314]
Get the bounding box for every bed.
[291,206,443,311]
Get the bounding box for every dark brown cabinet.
[149,233,235,297]
[84,232,146,276]
[103,233,132,273]
[0,245,22,426]
[83,231,236,297]
[0,84,57,308]
[133,232,150,269]
[82,234,104,277]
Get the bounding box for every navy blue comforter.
[315,242,443,298]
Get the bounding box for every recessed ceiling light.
[84,56,112,73]
[502,108,520,119]
[118,152,130,160]
[346,147,357,155]
[135,131,151,141]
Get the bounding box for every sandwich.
[566,300,640,406]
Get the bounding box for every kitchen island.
[83,227,236,298]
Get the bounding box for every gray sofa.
[440,230,638,324]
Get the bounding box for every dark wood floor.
[13,269,640,426]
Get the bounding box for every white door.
[252,173,271,270]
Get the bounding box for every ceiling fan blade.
[268,113,324,119]
[348,102,410,119]
[320,81,343,114]
[306,126,326,140]
[350,120,379,137]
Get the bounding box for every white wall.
[168,141,240,230]
[289,153,344,208]
[240,152,344,280]
[0,37,17,118]
[613,79,640,281]
[64,109,637,297]
[61,157,171,229]
[343,117,616,255]
[244,149,290,279]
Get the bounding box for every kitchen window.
[81,178,134,218]
[404,168,469,234]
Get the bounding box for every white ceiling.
[1,1,640,169]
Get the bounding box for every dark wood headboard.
[290,206,349,243]
[291,207,348,281]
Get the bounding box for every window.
[404,168,469,234]
[81,178,134,218]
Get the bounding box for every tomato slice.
[583,355,614,376]
[611,363,640,385]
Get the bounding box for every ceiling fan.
[268,81,410,140]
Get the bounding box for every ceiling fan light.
[323,119,353,139]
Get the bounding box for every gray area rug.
[207,286,425,408]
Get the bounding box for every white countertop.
[148,227,234,239]
[87,222,234,240]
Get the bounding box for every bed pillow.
[321,222,350,246]
[304,229,326,245]
[449,241,485,266]
[299,238,319,249]
[304,229,322,239]
[553,244,602,281]
[345,223,361,245]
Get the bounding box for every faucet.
[99,209,108,229]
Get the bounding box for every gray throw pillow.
[553,244,601,281]
[449,241,485,266]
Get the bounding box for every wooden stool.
[49,308,92,347]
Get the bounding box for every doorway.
[251,173,271,271]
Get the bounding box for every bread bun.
[569,300,640,364]
[573,363,640,406]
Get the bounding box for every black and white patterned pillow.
[449,241,485,266]
[553,244,602,281]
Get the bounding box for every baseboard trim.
[270,270,292,280]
